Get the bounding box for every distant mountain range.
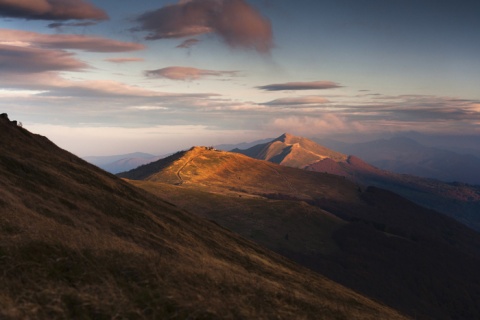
[215,137,274,152]
[2,114,409,319]
[119,144,480,320]
[83,152,164,173]
[320,136,480,185]
[234,134,480,232]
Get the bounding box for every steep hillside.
[0,113,407,319]
[120,145,480,320]
[233,133,347,168]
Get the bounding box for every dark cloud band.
[257,81,342,91]
[0,0,108,21]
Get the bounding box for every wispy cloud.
[0,0,108,21]
[105,57,144,63]
[0,44,88,73]
[134,0,273,53]
[267,114,367,136]
[263,96,330,106]
[47,21,98,29]
[257,81,342,91]
[145,66,238,81]
[0,29,145,52]
[0,70,221,99]
[176,38,200,49]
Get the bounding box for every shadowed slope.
[0,114,407,319]
[121,145,480,320]
[306,155,480,232]
[327,136,480,185]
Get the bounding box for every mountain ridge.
[232,132,347,168]
[320,136,480,185]
[119,142,480,319]
[234,133,480,232]
[1,113,407,319]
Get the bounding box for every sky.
[1,0,479,156]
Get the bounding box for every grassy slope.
[0,115,407,319]
[121,146,480,320]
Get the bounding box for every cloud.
[105,57,144,63]
[145,66,238,81]
[257,81,342,91]
[0,44,87,73]
[0,29,145,52]
[176,38,200,49]
[263,96,330,106]
[47,21,98,28]
[135,0,273,53]
[267,114,367,135]
[0,0,108,21]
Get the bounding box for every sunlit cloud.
[0,0,108,21]
[135,0,273,53]
[0,71,218,99]
[266,114,367,136]
[0,29,145,52]
[257,81,342,91]
[145,66,238,81]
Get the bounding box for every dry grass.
[0,115,408,319]
[121,143,480,320]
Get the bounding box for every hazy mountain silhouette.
[235,133,480,232]
[1,113,407,319]
[320,136,480,185]
[215,137,274,152]
[120,145,480,320]
[84,152,163,173]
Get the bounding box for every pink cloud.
[0,29,145,52]
[0,44,87,73]
[257,81,342,91]
[0,0,108,21]
[0,71,216,98]
[135,0,273,53]
[145,66,238,81]
[105,57,144,63]
[267,115,367,135]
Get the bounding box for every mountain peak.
[274,132,299,144]
[236,133,347,168]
